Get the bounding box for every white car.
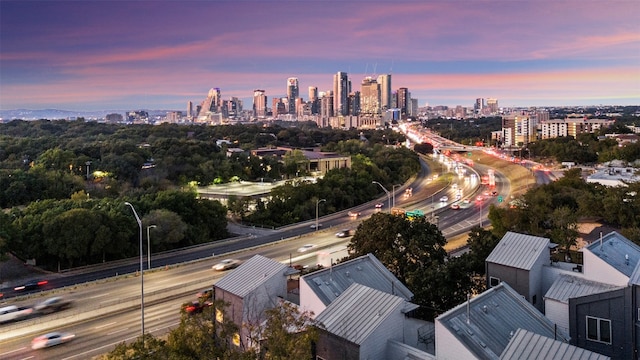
[212,259,241,271]
[297,244,316,252]
[439,196,448,202]
[31,332,75,349]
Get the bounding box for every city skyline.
[1,0,639,112]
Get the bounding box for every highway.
[0,146,515,358]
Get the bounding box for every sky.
[1,0,639,111]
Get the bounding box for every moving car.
[196,289,212,301]
[439,196,448,202]
[297,244,316,252]
[34,296,73,314]
[335,229,353,238]
[348,211,360,218]
[212,259,241,271]
[309,223,323,229]
[450,204,460,210]
[182,300,212,315]
[374,203,384,209]
[0,305,33,324]
[14,279,48,292]
[31,332,75,349]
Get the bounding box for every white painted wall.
[582,249,629,286]
[299,277,327,319]
[435,320,478,360]
[544,298,569,334]
[359,305,404,360]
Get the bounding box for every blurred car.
[297,244,316,252]
[462,198,471,204]
[348,211,360,218]
[374,203,384,209]
[309,223,323,229]
[14,279,48,292]
[335,229,353,238]
[439,196,448,202]
[450,204,460,210]
[491,190,499,196]
[196,289,212,301]
[31,332,75,349]
[483,190,491,196]
[476,195,484,202]
[182,300,212,315]
[34,296,73,314]
[212,259,241,271]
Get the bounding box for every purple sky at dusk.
[1,0,639,111]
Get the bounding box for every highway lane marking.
[88,293,109,299]
[62,322,180,359]
[18,356,34,360]
[94,321,117,329]
[107,328,128,336]
[0,347,27,357]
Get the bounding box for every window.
[489,276,500,287]
[532,295,537,305]
[586,316,611,344]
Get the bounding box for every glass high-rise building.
[397,87,409,118]
[377,74,391,111]
[360,77,380,115]
[287,78,299,115]
[333,72,350,116]
[253,89,267,118]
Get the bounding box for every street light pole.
[124,202,145,344]
[146,225,157,270]
[372,181,391,213]
[316,199,326,231]
[392,184,401,209]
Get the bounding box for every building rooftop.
[544,274,621,303]
[586,231,640,278]
[436,282,569,360]
[315,283,414,345]
[301,253,413,306]
[215,254,291,298]
[485,232,552,271]
[500,328,610,360]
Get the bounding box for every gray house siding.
[486,263,531,303]
[569,287,633,360]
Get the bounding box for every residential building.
[500,328,609,360]
[485,231,553,312]
[213,255,297,351]
[314,283,421,360]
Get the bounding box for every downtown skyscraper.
[253,89,267,118]
[333,71,350,116]
[287,78,299,115]
[377,74,391,111]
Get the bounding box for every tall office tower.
[308,86,319,114]
[391,91,398,109]
[487,98,499,114]
[320,91,334,119]
[474,98,485,114]
[287,78,299,115]
[397,87,409,118]
[199,87,221,117]
[253,89,267,118]
[348,91,360,116]
[377,74,391,111]
[360,77,381,115]
[333,71,349,116]
[410,98,418,117]
[187,101,192,118]
[272,98,286,116]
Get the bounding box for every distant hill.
[0,109,174,121]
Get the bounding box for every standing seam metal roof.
[315,283,406,345]
[214,255,288,298]
[500,328,610,360]
[436,282,569,360]
[485,232,551,270]
[544,274,622,303]
[301,253,413,306]
[586,231,640,278]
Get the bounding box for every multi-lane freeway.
[0,144,520,358]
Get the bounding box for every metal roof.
[586,231,640,278]
[215,255,288,298]
[500,328,610,360]
[315,283,407,345]
[436,282,569,360]
[301,253,413,306]
[485,232,551,270]
[544,274,621,303]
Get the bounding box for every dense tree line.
[489,168,640,247]
[0,120,416,269]
[421,116,501,146]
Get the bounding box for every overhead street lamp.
[372,181,391,213]
[124,202,145,344]
[146,225,157,270]
[392,184,402,209]
[315,199,326,231]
